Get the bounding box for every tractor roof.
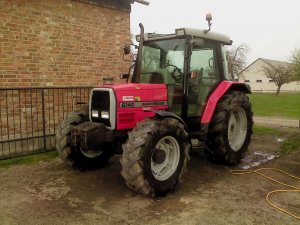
[179,28,232,45]
[141,28,232,45]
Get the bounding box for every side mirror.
[123,45,131,55]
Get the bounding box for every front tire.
[205,91,253,165]
[120,118,190,196]
[55,105,113,170]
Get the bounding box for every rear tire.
[120,118,190,196]
[55,105,113,171]
[205,91,253,165]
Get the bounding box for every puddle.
[276,138,285,142]
[239,151,277,170]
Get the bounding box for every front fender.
[145,109,189,131]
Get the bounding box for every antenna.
[204,13,212,34]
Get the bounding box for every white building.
[239,58,300,92]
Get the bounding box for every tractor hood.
[103,83,168,103]
[98,83,168,130]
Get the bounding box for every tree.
[261,62,292,95]
[290,49,300,81]
[226,43,250,80]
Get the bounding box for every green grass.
[254,125,300,155]
[280,135,300,154]
[249,93,300,119]
[0,151,58,168]
[253,125,281,135]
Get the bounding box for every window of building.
[256,80,262,83]
[269,80,274,83]
[245,80,250,83]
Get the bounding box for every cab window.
[188,42,220,116]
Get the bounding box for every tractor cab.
[131,25,233,131]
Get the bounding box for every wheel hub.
[228,107,247,152]
[80,148,103,158]
[230,124,235,132]
[151,136,180,181]
[152,149,166,164]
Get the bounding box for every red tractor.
[56,16,253,196]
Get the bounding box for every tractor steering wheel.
[166,64,183,82]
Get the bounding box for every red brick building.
[0,0,132,87]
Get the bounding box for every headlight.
[101,111,109,119]
[175,28,185,36]
[92,110,99,118]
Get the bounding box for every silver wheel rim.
[151,136,180,181]
[228,107,247,152]
[80,148,103,158]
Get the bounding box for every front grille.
[91,90,111,126]
[91,91,110,108]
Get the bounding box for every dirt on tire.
[206,91,253,165]
[120,117,190,196]
[56,105,113,171]
[0,127,299,225]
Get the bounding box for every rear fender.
[201,81,251,124]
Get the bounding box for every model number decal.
[120,101,167,108]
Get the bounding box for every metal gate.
[0,86,93,159]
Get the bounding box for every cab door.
[186,41,222,131]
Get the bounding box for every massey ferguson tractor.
[56,15,253,196]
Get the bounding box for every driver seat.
[149,72,164,84]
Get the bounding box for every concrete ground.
[254,116,299,128]
[0,128,299,225]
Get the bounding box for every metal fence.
[0,86,93,160]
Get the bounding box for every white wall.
[239,59,300,92]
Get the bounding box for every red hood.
[97,83,168,130]
[101,83,167,91]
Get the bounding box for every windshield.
[140,38,185,84]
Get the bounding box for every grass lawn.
[253,125,300,155]
[0,151,58,168]
[249,92,300,119]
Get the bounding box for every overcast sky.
[130,0,300,65]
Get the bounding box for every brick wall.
[0,0,131,87]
